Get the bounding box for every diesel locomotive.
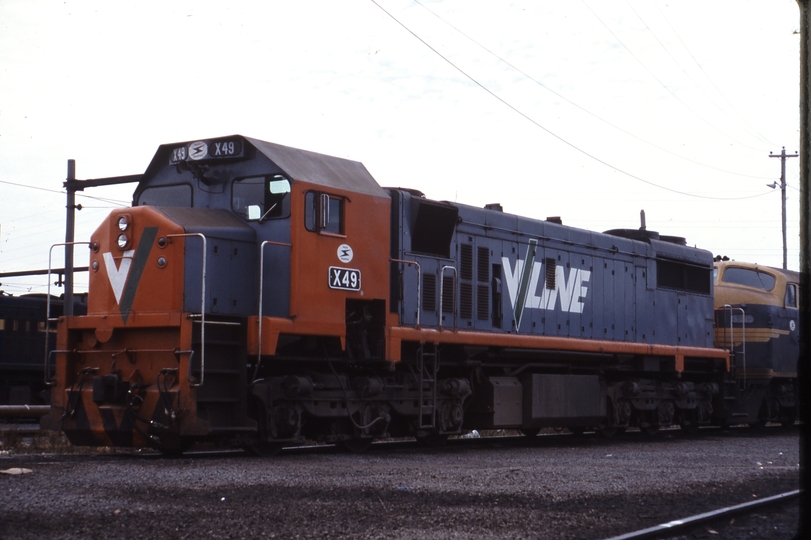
[41,135,790,453]
[713,261,799,428]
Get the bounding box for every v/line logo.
[101,227,159,324]
[502,239,591,330]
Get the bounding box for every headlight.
[117,234,129,249]
[118,216,129,231]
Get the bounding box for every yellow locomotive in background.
[713,260,799,427]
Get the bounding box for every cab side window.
[785,283,798,308]
[305,191,344,235]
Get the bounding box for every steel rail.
[602,489,800,540]
[0,405,51,418]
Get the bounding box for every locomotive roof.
[141,136,389,199]
[714,259,800,282]
[246,137,388,198]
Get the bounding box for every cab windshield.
[233,175,291,221]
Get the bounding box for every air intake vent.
[442,275,455,313]
[423,273,436,312]
[477,284,490,320]
[460,244,473,281]
[460,283,473,319]
[545,258,556,290]
[477,247,489,282]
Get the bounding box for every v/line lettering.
[501,239,591,329]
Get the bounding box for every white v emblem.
[103,250,135,304]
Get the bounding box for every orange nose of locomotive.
[87,207,186,321]
[46,206,193,450]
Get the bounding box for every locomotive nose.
[87,206,186,320]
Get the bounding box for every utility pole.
[61,162,142,315]
[64,160,78,316]
[769,146,798,270]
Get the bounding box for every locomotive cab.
[45,136,393,451]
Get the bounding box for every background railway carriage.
[713,261,799,427]
[42,135,729,453]
[0,293,86,407]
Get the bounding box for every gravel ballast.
[0,429,799,539]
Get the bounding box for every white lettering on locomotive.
[103,250,135,305]
[501,240,590,329]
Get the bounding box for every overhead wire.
[581,0,770,153]
[650,0,780,147]
[624,0,778,149]
[0,179,130,206]
[412,0,774,181]
[372,0,776,201]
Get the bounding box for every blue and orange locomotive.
[41,136,798,453]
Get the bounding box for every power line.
[412,0,774,181]
[372,0,776,201]
[625,0,777,149]
[581,0,770,153]
[0,179,130,206]
[650,0,779,147]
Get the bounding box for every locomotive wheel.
[159,437,193,458]
[679,422,700,435]
[780,408,797,428]
[339,438,373,453]
[519,428,541,437]
[749,402,768,430]
[642,425,660,436]
[597,426,617,438]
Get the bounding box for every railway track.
[0,422,798,457]
[604,490,800,540]
[0,427,798,539]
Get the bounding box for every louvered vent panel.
[477,284,490,320]
[423,273,437,312]
[442,275,455,313]
[545,258,556,290]
[460,283,473,319]
[477,247,490,282]
[460,244,473,281]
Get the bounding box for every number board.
[328,267,361,291]
[169,138,244,164]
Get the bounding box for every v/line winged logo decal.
[102,227,159,324]
[502,238,592,331]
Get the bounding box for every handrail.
[721,304,746,387]
[391,258,421,327]
[253,240,292,384]
[439,265,458,330]
[44,241,90,385]
[167,233,207,387]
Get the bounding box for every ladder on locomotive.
[417,343,438,429]
[190,317,253,433]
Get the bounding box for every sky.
[0,0,803,295]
